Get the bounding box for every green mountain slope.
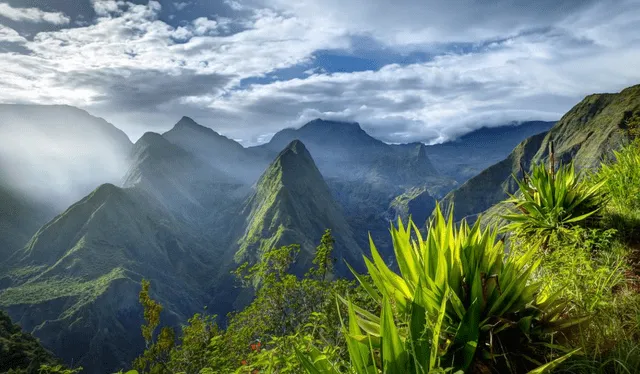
[237,140,362,273]
[445,84,640,220]
[388,187,436,228]
[0,309,61,373]
[0,183,224,373]
[253,119,449,258]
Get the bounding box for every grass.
[540,140,640,373]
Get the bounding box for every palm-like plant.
[297,206,582,373]
[503,154,605,248]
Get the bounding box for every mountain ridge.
[444,84,640,220]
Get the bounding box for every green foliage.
[138,280,162,344]
[36,365,82,374]
[503,158,605,248]
[599,140,640,212]
[622,110,640,139]
[532,228,626,313]
[0,310,63,374]
[226,238,361,373]
[596,140,640,243]
[234,244,300,287]
[167,313,220,374]
[132,282,224,374]
[300,206,581,373]
[309,229,337,281]
[125,229,374,374]
[133,280,176,373]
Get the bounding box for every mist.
[0,104,132,212]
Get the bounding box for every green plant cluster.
[0,310,65,374]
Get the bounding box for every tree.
[133,280,175,374]
[308,229,336,282]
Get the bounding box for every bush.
[299,206,582,373]
[597,140,640,244]
[502,156,605,249]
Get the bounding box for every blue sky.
[0,0,639,145]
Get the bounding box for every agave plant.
[297,205,582,373]
[503,156,605,248]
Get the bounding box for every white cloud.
[0,25,26,43]
[174,2,190,11]
[198,21,640,144]
[0,0,638,144]
[258,0,604,46]
[0,3,70,24]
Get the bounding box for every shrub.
[298,206,582,373]
[596,140,640,244]
[503,158,605,249]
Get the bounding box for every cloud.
[0,3,70,24]
[258,0,603,46]
[0,0,638,145]
[174,2,190,11]
[196,20,640,144]
[53,67,232,111]
[0,25,26,43]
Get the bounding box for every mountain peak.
[237,139,361,273]
[135,131,171,148]
[270,140,318,185]
[171,116,219,135]
[280,139,308,156]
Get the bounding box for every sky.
[0,0,639,145]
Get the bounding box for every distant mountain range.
[424,121,555,182]
[2,84,636,372]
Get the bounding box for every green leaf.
[381,296,408,374]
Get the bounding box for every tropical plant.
[298,205,582,373]
[502,149,605,249]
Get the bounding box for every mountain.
[0,182,227,373]
[424,121,555,183]
[0,104,132,212]
[163,117,269,184]
[0,126,369,372]
[388,187,436,228]
[237,140,362,274]
[257,119,439,187]
[122,131,247,228]
[445,84,640,220]
[253,119,446,256]
[0,123,251,372]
